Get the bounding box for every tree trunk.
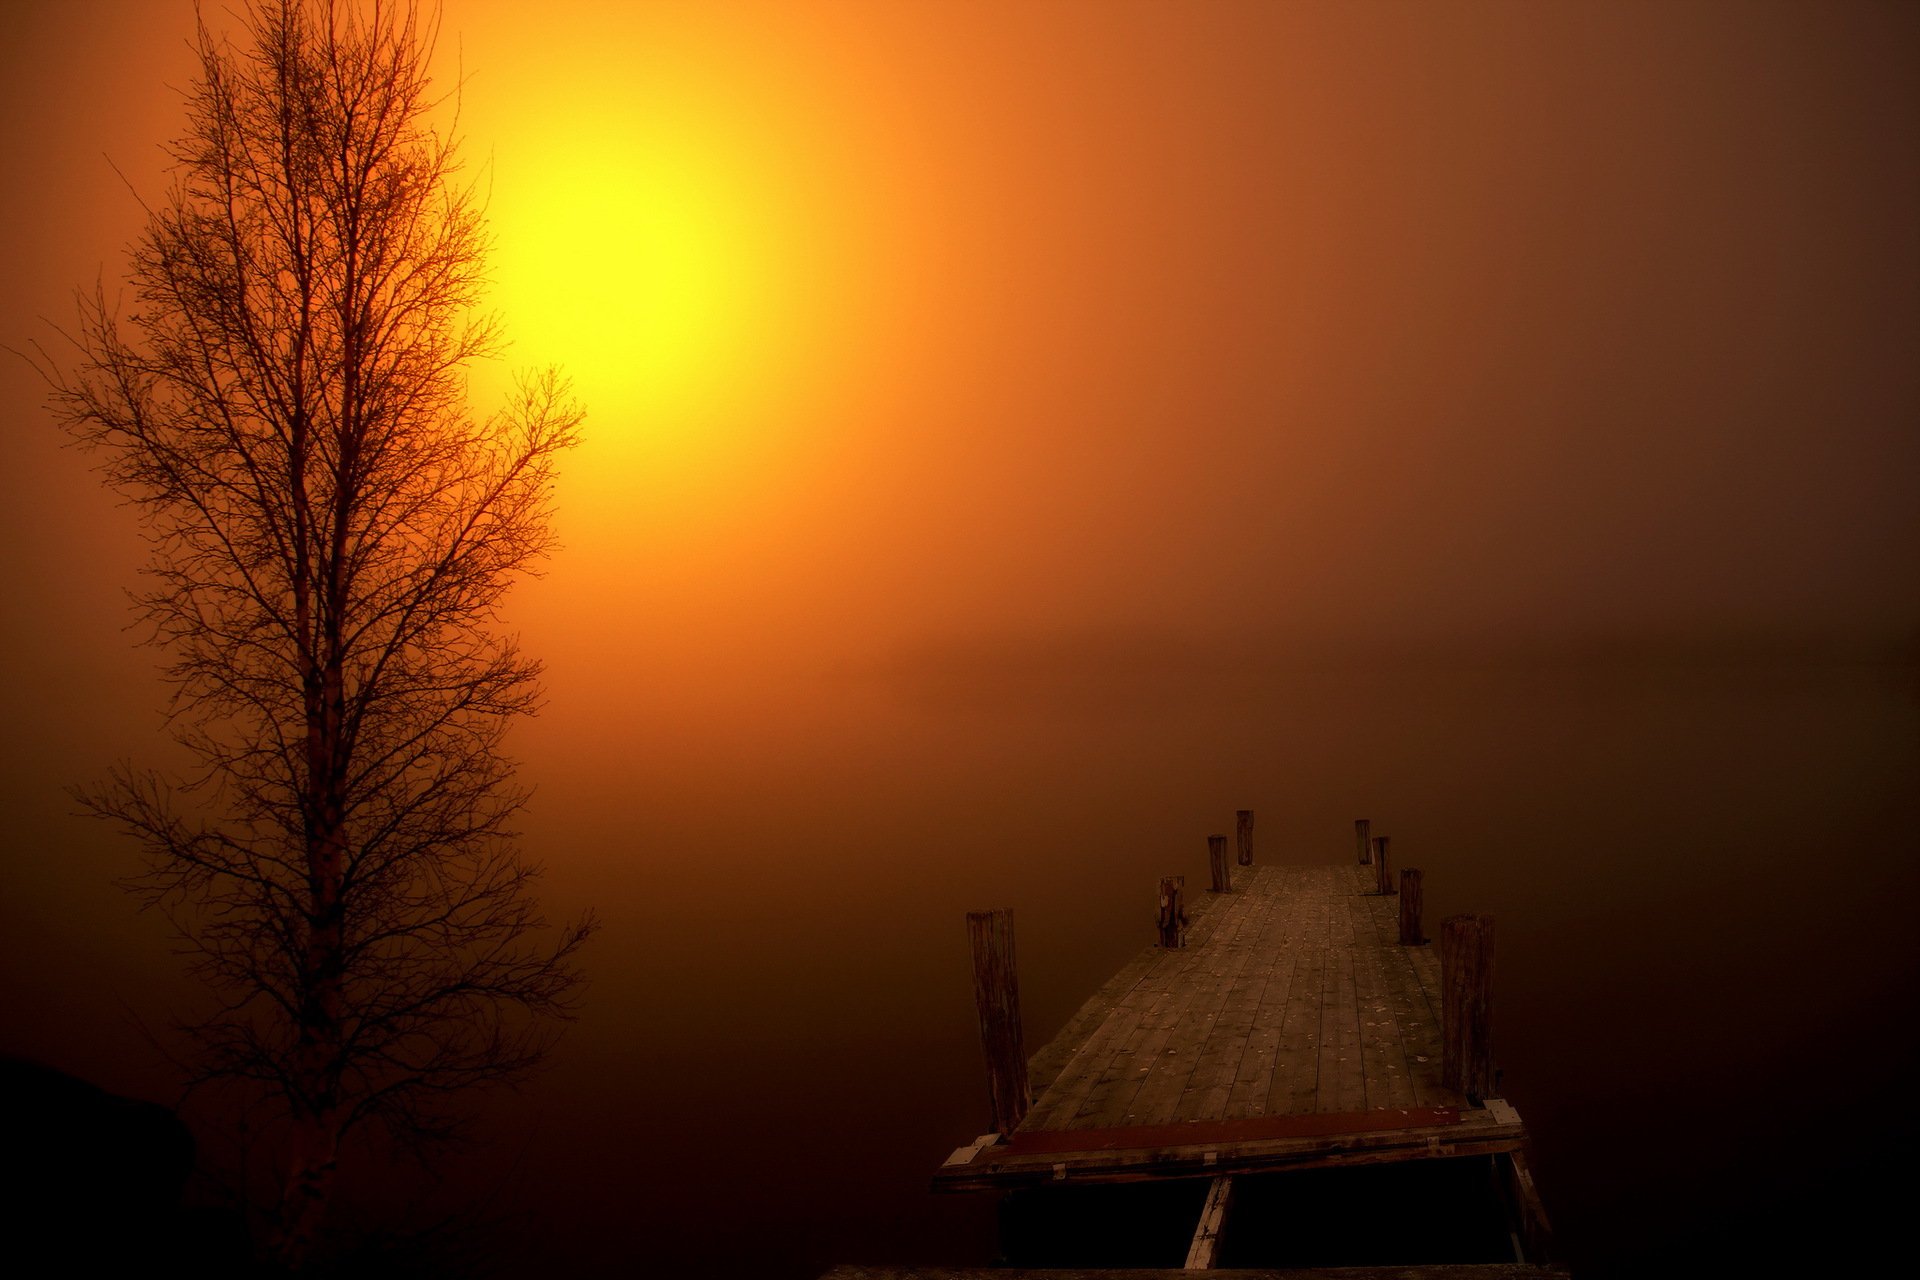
[274,1103,342,1268]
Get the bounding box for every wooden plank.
[1360,889,1451,1107]
[1499,1146,1556,1262]
[1069,953,1197,1129]
[1347,886,1417,1110]
[1021,943,1187,1130]
[1265,868,1332,1115]
[1316,872,1366,1114]
[1222,914,1296,1118]
[998,1106,1463,1156]
[1183,1175,1234,1269]
[1025,945,1162,1099]
[1126,877,1267,1125]
[1174,872,1287,1121]
[933,1115,1528,1190]
[999,861,1485,1145]
[1035,955,1189,1131]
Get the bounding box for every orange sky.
[5,0,1917,935]
[7,1,1916,749]
[2,4,1918,1269]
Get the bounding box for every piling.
[1235,809,1254,866]
[966,908,1030,1133]
[1398,868,1426,944]
[1371,835,1394,895]
[1441,912,1496,1100]
[1208,834,1231,893]
[1157,875,1187,948]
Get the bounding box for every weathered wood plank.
[995,862,1483,1144]
[1499,1146,1556,1263]
[1316,879,1366,1113]
[1035,957,1189,1131]
[1183,1174,1234,1269]
[1126,879,1267,1125]
[1070,950,1200,1129]
[1348,887,1417,1110]
[934,1112,1528,1190]
[1360,889,1450,1107]
[1221,867,1300,1118]
[1265,868,1332,1116]
[1178,870,1287,1121]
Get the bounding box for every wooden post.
[1157,875,1187,948]
[1207,834,1231,893]
[1398,868,1425,943]
[1371,835,1394,894]
[1441,912,1496,1100]
[1355,818,1372,864]
[966,909,1030,1134]
[1235,809,1254,866]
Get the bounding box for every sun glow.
[486,127,781,430]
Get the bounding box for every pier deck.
[934,864,1532,1192]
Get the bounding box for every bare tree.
[34,0,593,1266]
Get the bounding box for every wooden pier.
[823,819,1564,1278]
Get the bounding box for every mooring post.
[1207,834,1231,893]
[1157,875,1187,948]
[966,908,1030,1134]
[1441,912,1496,1100]
[1398,868,1425,943]
[1371,835,1394,895]
[1235,809,1254,866]
[1355,818,1372,864]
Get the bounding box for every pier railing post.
[1398,869,1425,943]
[1441,913,1496,1100]
[1157,875,1187,948]
[1235,809,1254,866]
[1355,818,1372,864]
[966,908,1030,1134]
[1207,834,1231,893]
[1371,835,1394,895]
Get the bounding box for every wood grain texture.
[962,864,1488,1174]
[968,908,1030,1133]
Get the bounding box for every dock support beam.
[1207,835,1231,893]
[1235,809,1254,866]
[1183,1174,1234,1269]
[1371,835,1394,895]
[1398,868,1426,943]
[1497,1147,1556,1262]
[1441,912,1496,1100]
[1355,818,1371,864]
[1157,875,1188,948]
[966,909,1030,1134]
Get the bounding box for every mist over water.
[440,647,1915,1277]
[3,1,1915,1274]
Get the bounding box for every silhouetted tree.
[35,1,593,1267]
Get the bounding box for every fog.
[2,2,1915,1275]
